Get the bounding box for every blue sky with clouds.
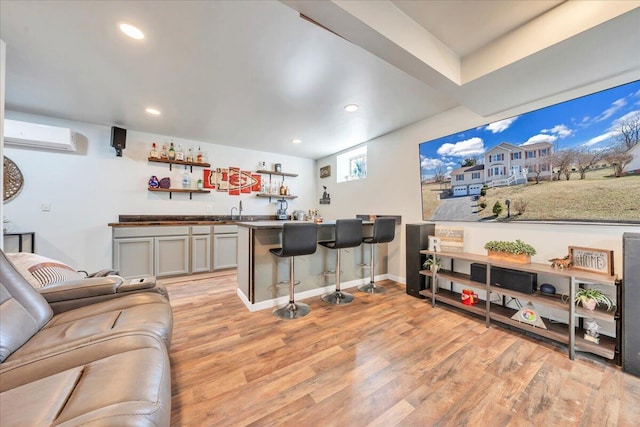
[420,80,640,181]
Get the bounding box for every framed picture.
[418,79,640,224]
[569,246,614,276]
[320,165,331,178]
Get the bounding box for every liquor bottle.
[168,142,176,160]
[196,146,203,163]
[186,147,193,163]
[182,165,191,189]
[197,178,203,190]
[279,181,286,195]
[175,144,184,161]
[160,144,168,159]
[150,142,159,159]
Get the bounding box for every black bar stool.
[319,219,363,305]
[358,217,396,294]
[270,223,318,319]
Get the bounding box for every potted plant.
[484,239,536,264]
[573,288,615,311]
[423,257,441,273]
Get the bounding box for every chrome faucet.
[230,206,238,220]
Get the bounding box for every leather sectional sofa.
[0,250,174,426]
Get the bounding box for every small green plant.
[484,239,537,256]
[422,256,441,272]
[492,201,503,216]
[479,201,487,209]
[480,184,488,196]
[570,288,615,311]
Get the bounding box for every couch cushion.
[4,292,172,363]
[5,252,83,288]
[0,252,53,362]
[0,333,170,427]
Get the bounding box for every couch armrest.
[39,277,122,303]
[118,276,157,293]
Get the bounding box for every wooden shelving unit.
[418,249,620,363]
[255,170,298,202]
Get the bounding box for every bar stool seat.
[319,219,363,305]
[358,217,396,294]
[270,223,318,319]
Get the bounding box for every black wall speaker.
[405,223,436,298]
[623,232,640,376]
[111,126,127,156]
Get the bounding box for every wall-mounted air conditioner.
[3,119,77,152]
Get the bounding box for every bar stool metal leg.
[358,243,387,294]
[322,248,354,304]
[273,257,310,319]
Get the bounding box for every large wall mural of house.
[419,80,640,223]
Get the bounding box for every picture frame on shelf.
[569,246,614,276]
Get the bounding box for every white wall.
[317,94,640,282]
[3,111,317,271]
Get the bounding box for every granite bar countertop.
[108,214,279,227]
[236,220,375,229]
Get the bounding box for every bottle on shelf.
[150,142,159,159]
[176,144,184,161]
[196,146,203,163]
[197,178,203,190]
[279,181,286,195]
[186,147,194,163]
[285,186,290,196]
[182,165,191,189]
[160,144,168,159]
[168,143,176,161]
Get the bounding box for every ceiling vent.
[3,119,77,152]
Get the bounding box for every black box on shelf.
[470,263,537,294]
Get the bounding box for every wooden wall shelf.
[148,187,210,200]
[148,158,211,171]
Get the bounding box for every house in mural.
[623,143,640,175]
[450,141,553,196]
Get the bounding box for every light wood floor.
[162,272,640,426]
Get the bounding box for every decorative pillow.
[5,252,84,289]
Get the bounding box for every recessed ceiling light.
[119,23,145,40]
[292,139,302,144]
[344,104,359,112]
[145,107,161,115]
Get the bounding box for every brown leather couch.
[0,250,173,426]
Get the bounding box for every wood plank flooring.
[162,272,640,426]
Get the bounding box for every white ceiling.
[1,1,639,160]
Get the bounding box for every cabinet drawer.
[114,226,190,238]
[214,225,238,234]
[191,226,211,235]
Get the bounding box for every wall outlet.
[41,203,52,212]
[206,204,214,213]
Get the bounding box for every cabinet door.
[114,237,154,279]
[191,234,211,273]
[154,236,190,277]
[213,233,238,270]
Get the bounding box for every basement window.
[337,146,367,183]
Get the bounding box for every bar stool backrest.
[334,219,363,249]
[369,217,396,244]
[280,223,318,257]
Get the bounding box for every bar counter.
[236,220,392,311]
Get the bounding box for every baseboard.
[238,274,390,312]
